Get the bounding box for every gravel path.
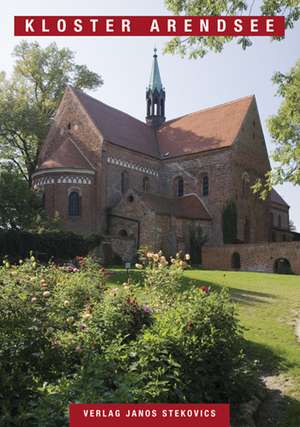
[296,318,300,343]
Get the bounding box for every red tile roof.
[157,96,254,158]
[72,87,160,158]
[138,192,211,220]
[71,87,253,159]
[271,188,289,208]
[39,137,92,170]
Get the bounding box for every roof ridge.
[70,86,150,129]
[162,95,255,127]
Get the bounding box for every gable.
[232,96,271,175]
[38,87,103,171]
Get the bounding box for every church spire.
[146,48,166,129]
[149,48,163,92]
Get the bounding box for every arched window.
[121,171,129,194]
[202,175,209,196]
[68,191,80,217]
[174,176,184,197]
[119,229,128,237]
[143,176,150,192]
[278,215,282,229]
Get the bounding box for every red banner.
[14,16,285,37]
[69,404,230,427]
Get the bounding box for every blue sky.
[1,0,299,230]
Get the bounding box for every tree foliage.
[164,0,300,58]
[0,42,103,184]
[222,200,238,244]
[0,166,43,230]
[253,59,300,197]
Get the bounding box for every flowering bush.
[0,256,151,426]
[123,289,257,403]
[0,252,260,426]
[135,250,190,306]
[55,289,259,408]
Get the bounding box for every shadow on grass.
[228,287,276,305]
[181,276,276,306]
[107,269,277,306]
[243,339,284,376]
[254,389,300,427]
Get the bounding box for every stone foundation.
[202,242,300,274]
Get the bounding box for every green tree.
[0,166,44,229]
[253,59,300,198]
[222,200,238,244]
[164,0,299,58]
[0,42,103,185]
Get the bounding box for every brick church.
[32,49,293,264]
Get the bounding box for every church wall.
[108,193,159,261]
[102,142,160,208]
[271,205,289,231]
[34,171,97,235]
[231,99,271,243]
[37,88,106,234]
[159,149,234,245]
[36,88,276,252]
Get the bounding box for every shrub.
[70,289,259,405]
[0,252,260,426]
[0,257,105,425]
[128,289,258,403]
[136,250,189,306]
[0,230,101,263]
[0,257,152,426]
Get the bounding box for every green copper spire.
[148,48,163,92]
[146,48,166,128]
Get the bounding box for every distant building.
[270,189,299,242]
[33,49,296,265]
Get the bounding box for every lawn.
[107,268,300,427]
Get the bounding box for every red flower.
[198,285,209,294]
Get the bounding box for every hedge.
[0,230,102,262]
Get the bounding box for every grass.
[107,268,300,427]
